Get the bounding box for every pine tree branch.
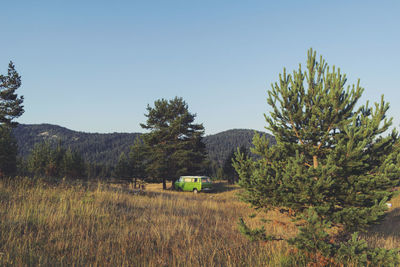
[289,116,304,145]
[317,121,334,152]
[313,155,318,168]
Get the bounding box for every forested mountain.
[204,129,275,166]
[12,124,275,167]
[13,124,141,165]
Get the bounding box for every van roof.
[180,176,209,178]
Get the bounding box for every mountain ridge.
[12,123,275,167]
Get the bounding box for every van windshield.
[201,178,211,183]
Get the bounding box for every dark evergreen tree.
[0,127,18,177]
[51,142,67,177]
[87,162,106,179]
[215,166,224,180]
[140,97,208,189]
[28,142,52,177]
[0,61,24,178]
[27,142,86,179]
[223,146,248,184]
[114,152,131,179]
[234,49,400,265]
[16,156,29,177]
[222,149,235,184]
[63,148,85,179]
[0,61,24,127]
[128,137,148,188]
[99,164,112,179]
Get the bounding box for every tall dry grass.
[0,178,291,266]
[0,178,398,266]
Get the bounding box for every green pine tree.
[0,61,24,178]
[234,48,400,265]
[223,146,249,184]
[223,149,236,183]
[128,137,148,188]
[27,142,86,179]
[114,152,131,179]
[63,148,85,179]
[140,97,208,189]
[0,61,24,127]
[0,127,18,177]
[28,142,52,177]
[51,142,67,177]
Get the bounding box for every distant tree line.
[14,129,261,183]
[15,141,113,180]
[22,142,85,178]
[12,124,141,166]
[12,124,271,181]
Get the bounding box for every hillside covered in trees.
[205,129,276,166]
[13,124,141,165]
[12,124,275,169]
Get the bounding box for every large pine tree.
[0,61,24,127]
[140,97,208,189]
[234,49,400,265]
[0,61,24,178]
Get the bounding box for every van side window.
[194,178,198,182]
[184,178,192,182]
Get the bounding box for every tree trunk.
[171,178,179,190]
[313,155,318,168]
[162,178,166,190]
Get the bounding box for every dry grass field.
[0,177,399,266]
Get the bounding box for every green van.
[174,176,213,193]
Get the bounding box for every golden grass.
[361,192,400,251]
[0,178,399,266]
[0,179,288,266]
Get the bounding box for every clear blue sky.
[1,1,399,135]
